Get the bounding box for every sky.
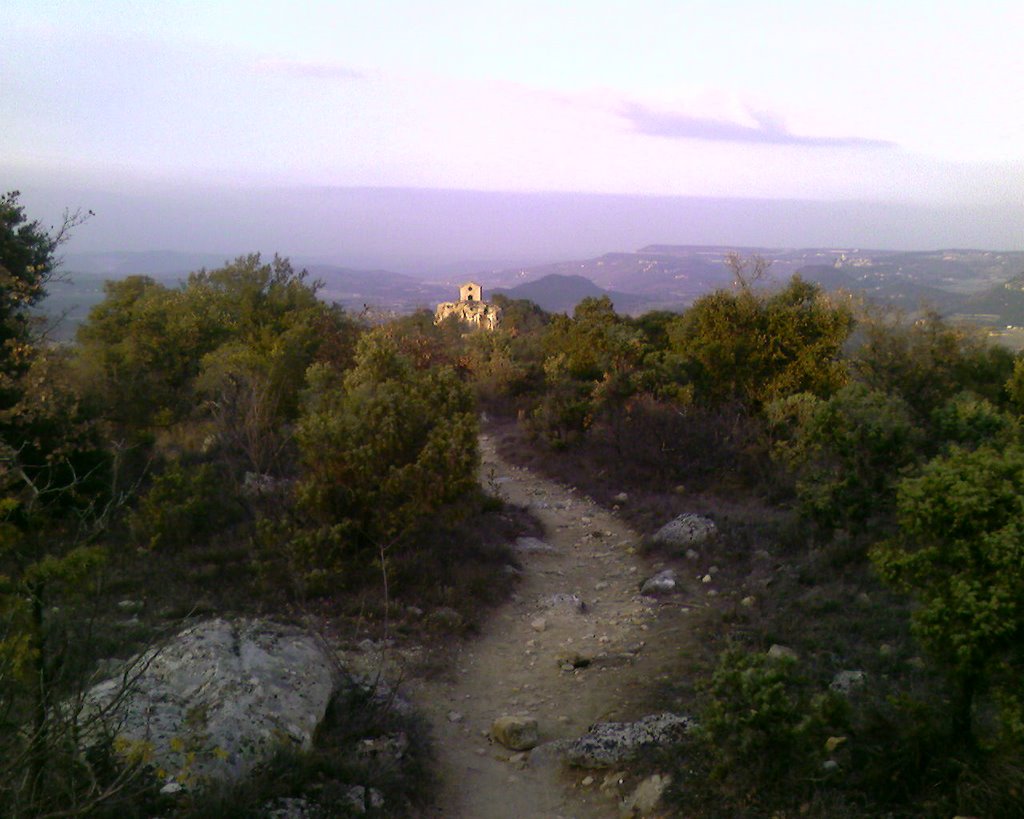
[3,1,1023,264]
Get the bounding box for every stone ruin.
[434,280,502,331]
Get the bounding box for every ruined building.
[434,281,502,331]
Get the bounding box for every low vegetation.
[470,257,1023,816]
[4,190,1023,816]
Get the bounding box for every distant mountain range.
[40,246,1024,344]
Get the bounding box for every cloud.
[254,58,365,81]
[620,102,895,148]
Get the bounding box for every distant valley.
[40,246,1024,344]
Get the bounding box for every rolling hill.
[491,274,645,315]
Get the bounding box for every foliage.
[930,392,1018,451]
[528,296,649,446]
[0,191,90,408]
[769,383,922,535]
[77,255,355,434]
[295,329,480,557]
[696,647,847,795]
[130,461,243,552]
[871,444,1024,743]
[525,377,594,449]
[671,276,854,411]
[851,309,1015,426]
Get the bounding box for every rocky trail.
[406,435,700,818]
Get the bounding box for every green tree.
[769,383,922,535]
[871,445,1024,744]
[852,309,1014,426]
[293,329,479,569]
[672,275,854,411]
[0,191,89,408]
[0,196,143,814]
[76,276,217,427]
[531,297,648,447]
[697,646,847,798]
[77,254,353,435]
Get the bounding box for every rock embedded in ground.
[491,715,540,751]
[651,514,717,549]
[546,592,586,613]
[621,773,672,817]
[555,650,592,669]
[566,713,694,768]
[639,569,677,596]
[514,536,560,555]
[427,606,464,632]
[84,618,337,786]
[262,796,325,818]
[830,669,867,694]
[768,644,799,662]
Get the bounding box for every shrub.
[696,647,847,795]
[295,330,479,554]
[131,462,243,551]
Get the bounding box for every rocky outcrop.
[85,618,338,787]
[650,514,717,549]
[434,300,502,330]
[566,713,694,768]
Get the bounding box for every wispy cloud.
[254,58,365,81]
[620,102,895,148]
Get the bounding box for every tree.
[77,255,354,434]
[0,194,147,814]
[0,191,90,409]
[672,275,854,411]
[769,383,922,535]
[293,329,479,573]
[852,309,1014,427]
[531,297,648,447]
[724,250,772,292]
[871,445,1024,745]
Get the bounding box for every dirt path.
[408,435,694,819]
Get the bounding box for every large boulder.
[650,514,717,549]
[566,713,694,768]
[85,618,337,787]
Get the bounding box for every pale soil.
[403,435,701,819]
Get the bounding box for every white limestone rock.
[621,773,672,817]
[768,644,799,662]
[639,569,677,596]
[651,514,717,549]
[513,536,559,555]
[830,669,867,695]
[84,618,337,786]
[566,713,694,768]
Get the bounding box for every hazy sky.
[3,1,1023,260]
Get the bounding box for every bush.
[696,647,848,797]
[871,444,1024,745]
[131,462,243,551]
[295,330,479,555]
[770,383,922,536]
